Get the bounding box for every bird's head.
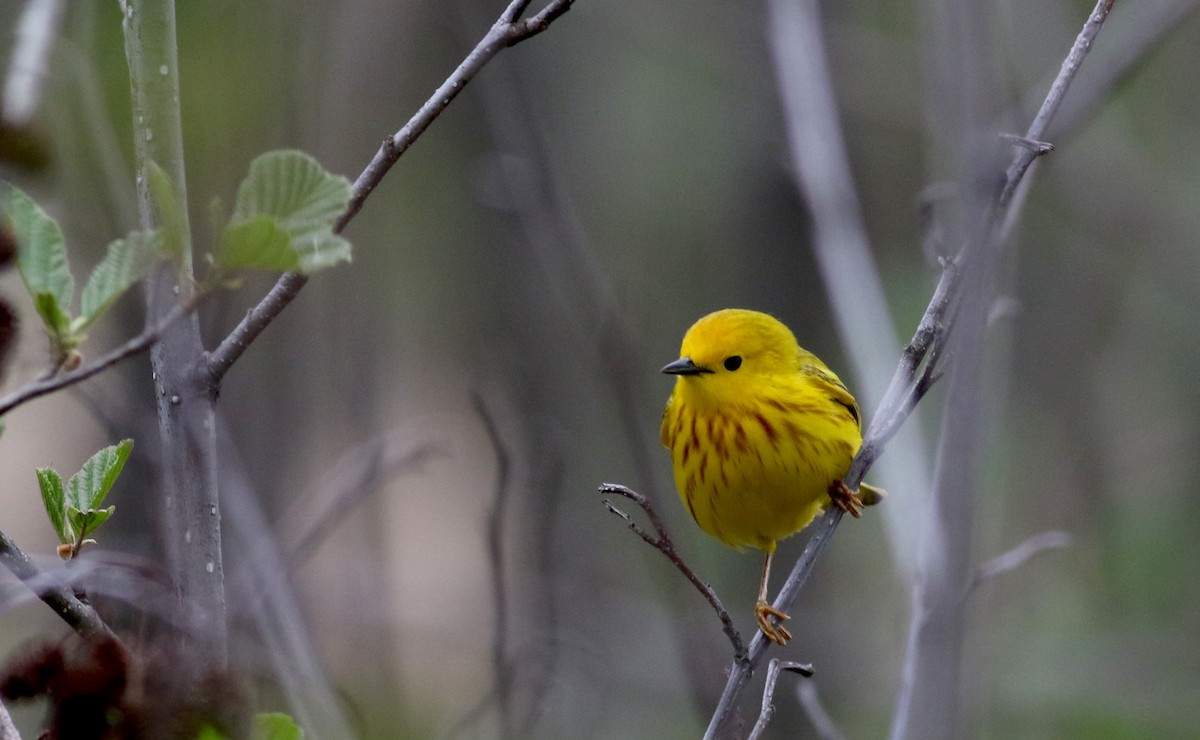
[662,309,801,408]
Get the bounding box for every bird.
[660,308,879,645]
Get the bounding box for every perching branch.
[703,2,1118,736]
[201,0,576,385]
[598,484,748,663]
[0,527,114,640]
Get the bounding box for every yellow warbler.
[660,308,876,645]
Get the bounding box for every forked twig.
[598,483,747,663]
[747,659,816,740]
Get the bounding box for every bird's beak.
[661,357,712,375]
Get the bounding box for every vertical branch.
[705,1,1117,735]
[473,392,516,739]
[121,0,226,672]
[890,3,1117,739]
[768,0,934,582]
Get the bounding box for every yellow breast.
[662,386,860,552]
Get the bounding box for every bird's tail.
[858,483,887,507]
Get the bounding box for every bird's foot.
[829,480,864,518]
[755,599,792,645]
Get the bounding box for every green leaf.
[293,232,351,274]
[66,439,134,512]
[252,713,303,740]
[66,505,114,542]
[34,291,72,342]
[36,467,71,544]
[216,216,299,272]
[76,231,158,331]
[147,160,186,260]
[233,150,351,242]
[4,183,75,322]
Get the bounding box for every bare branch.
[472,392,516,739]
[797,681,846,740]
[970,531,1072,593]
[202,0,577,384]
[507,0,575,44]
[0,527,114,640]
[747,659,815,740]
[0,298,195,418]
[284,435,445,568]
[704,1,1119,734]
[598,484,747,662]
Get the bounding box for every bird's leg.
[754,551,792,645]
[828,479,864,518]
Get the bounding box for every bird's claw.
[755,599,792,645]
[829,480,864,518]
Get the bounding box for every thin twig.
[747,659,815,740]
[969,530,1072,594]
[797,681,846,740]
[0,299,194,418]
[0,527,114,640]
[201,0,576,385]
[472,392,516,739]
[704,2,1118,735]
[284,436,445,568]
[598,483,747,663]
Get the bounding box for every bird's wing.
[801,362,861,427]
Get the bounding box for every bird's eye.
[723,355,742,371]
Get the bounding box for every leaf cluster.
[0,150,352,368]
[36,439,133,559]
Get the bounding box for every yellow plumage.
[661,308,870,644]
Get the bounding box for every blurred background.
[2,0,1200,737]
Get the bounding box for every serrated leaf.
[36,467,71,544]
[147,160,185,260]
[66,439,133,512]
[4,184,75,320]
[252,713,303,740]
[77,231,158,330]
[294,232,351,274]
[216,215,299,272]
[66,505,114,542]
[34,291,72,342]
[233,151,351,242]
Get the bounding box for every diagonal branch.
[0,527,114,640]
[599,483,748,663]
[969,530,1072,593]
[703,1,1118,736]
[201,0,576,386]
[0,297,196,418]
